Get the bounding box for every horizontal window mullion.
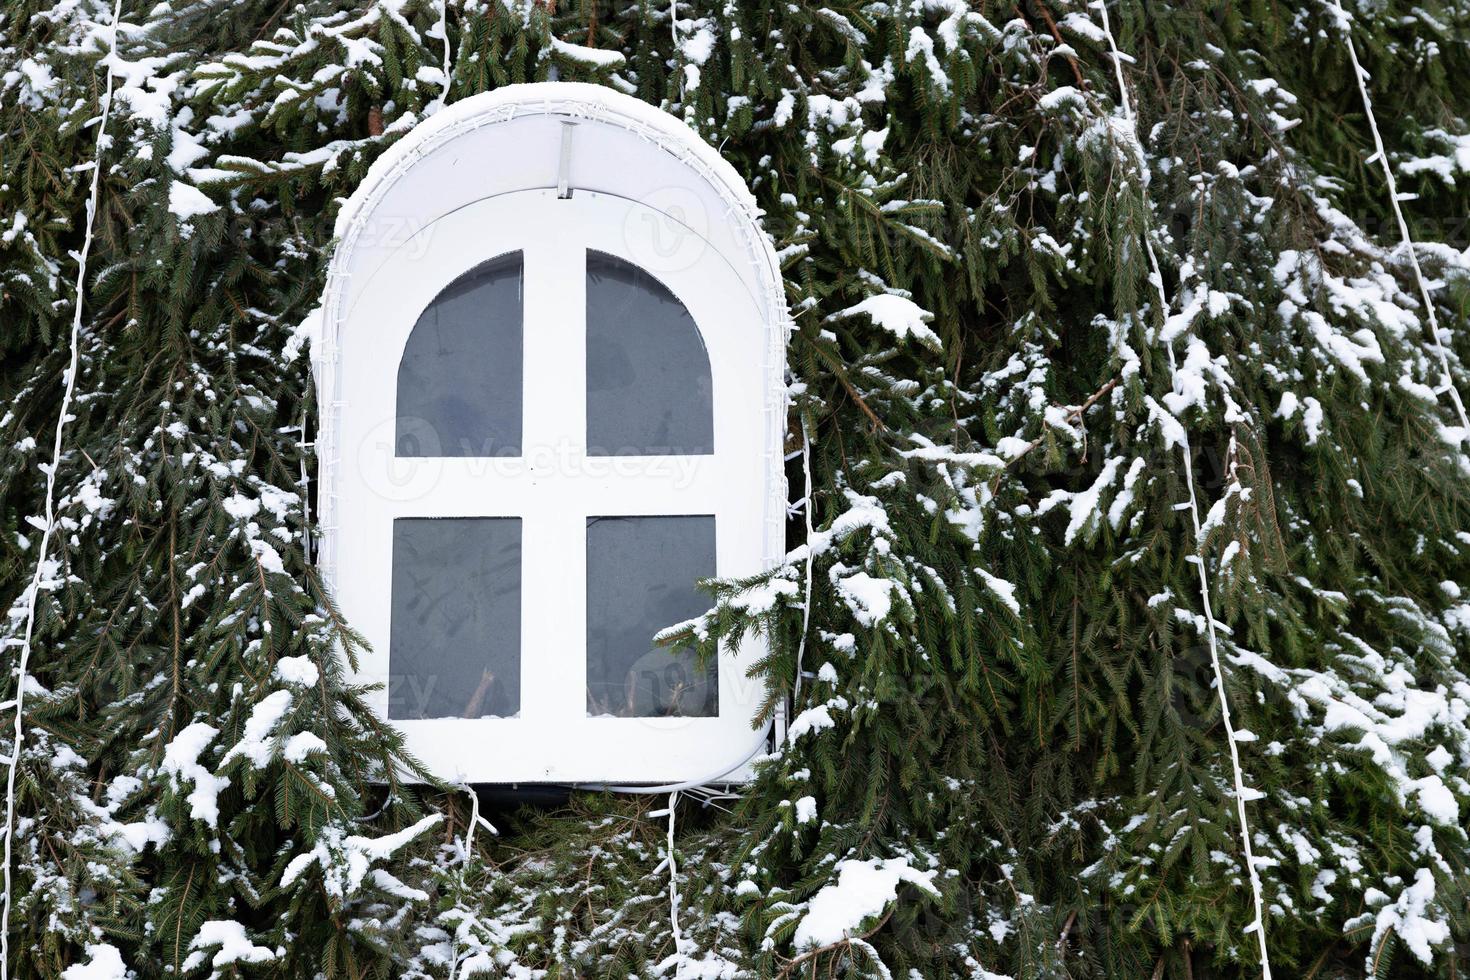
[369,468,727,515]
[375,499,724,521]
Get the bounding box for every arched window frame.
[314,84,790,784]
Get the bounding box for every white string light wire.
[0,0,125,971]
[614,417,816,963]
[1090,3,1273,975]
[650,791,688,969]
[1329,0,1470,437]
[437,0,452,105]
[584,415,807,980]
[791,415,816,708]
[445,781,497,980]
[670,0,683,99]
[298,411,312,562]
[574,719,773,796]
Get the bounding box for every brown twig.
[1057,908,1077,952]
[1014,1,1087,90]
[776,910,893,978]
[1303,941,1336,979]
[810,341,886,431]
[995,375,1121,486]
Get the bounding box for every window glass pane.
[586,252,713,456]
[586,516,716,717]
[389,518,521,719]
[397,252,522,457]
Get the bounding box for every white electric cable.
[582,418,808,979]
[438,0,452,105]
[0,0,124,971]
[670,0,682,99]
[791,415,816,708]
[661,791,686,965]
[446,781,497,980]
[298,412,312,563]
[1090,3,1273,975]
[1329,0,1470,437]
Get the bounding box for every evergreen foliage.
[3,0,1470,976]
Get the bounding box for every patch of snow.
[977,569,1020,615]
[60,944,128,980]
[283,731,328,764]
[280,814,443,900]
[793,856,941,949]
[834,569,894,626]
[184,921,277,971]
[830,294,940,349]
[274,656,320,687]
[787,698,847,743]
[1362,868,1450,966]
[549,37,626,68]
[160,722,228,827]
[222,493,260,521]
[220,689,294,769]
[168,181,219,221]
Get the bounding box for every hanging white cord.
[1090,3,1273,975]
[446,782,497,980]
[0,0,124,971]
[580,421,810,979]
[298,410,312,563]
[1330,0,1470,437]
[438,0,452,105]
[653,791,687,968]
[791,415,816,708]
[670,0,686,101]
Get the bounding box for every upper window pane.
[586,515,717,717]
[397,252,522,457]
[389,517,521,719]
[586,252,713,456]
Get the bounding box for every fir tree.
[3,0,1470,977]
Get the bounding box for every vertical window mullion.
[518,227,588,721]
[521,237,586,458]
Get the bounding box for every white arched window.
[315,84,788,784]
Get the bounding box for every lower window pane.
[586,516,717,718]
[389,518,521,719]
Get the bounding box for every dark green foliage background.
[2,0,1470,977]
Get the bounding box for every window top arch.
[322,82,786,326]
[316,83,791,587]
